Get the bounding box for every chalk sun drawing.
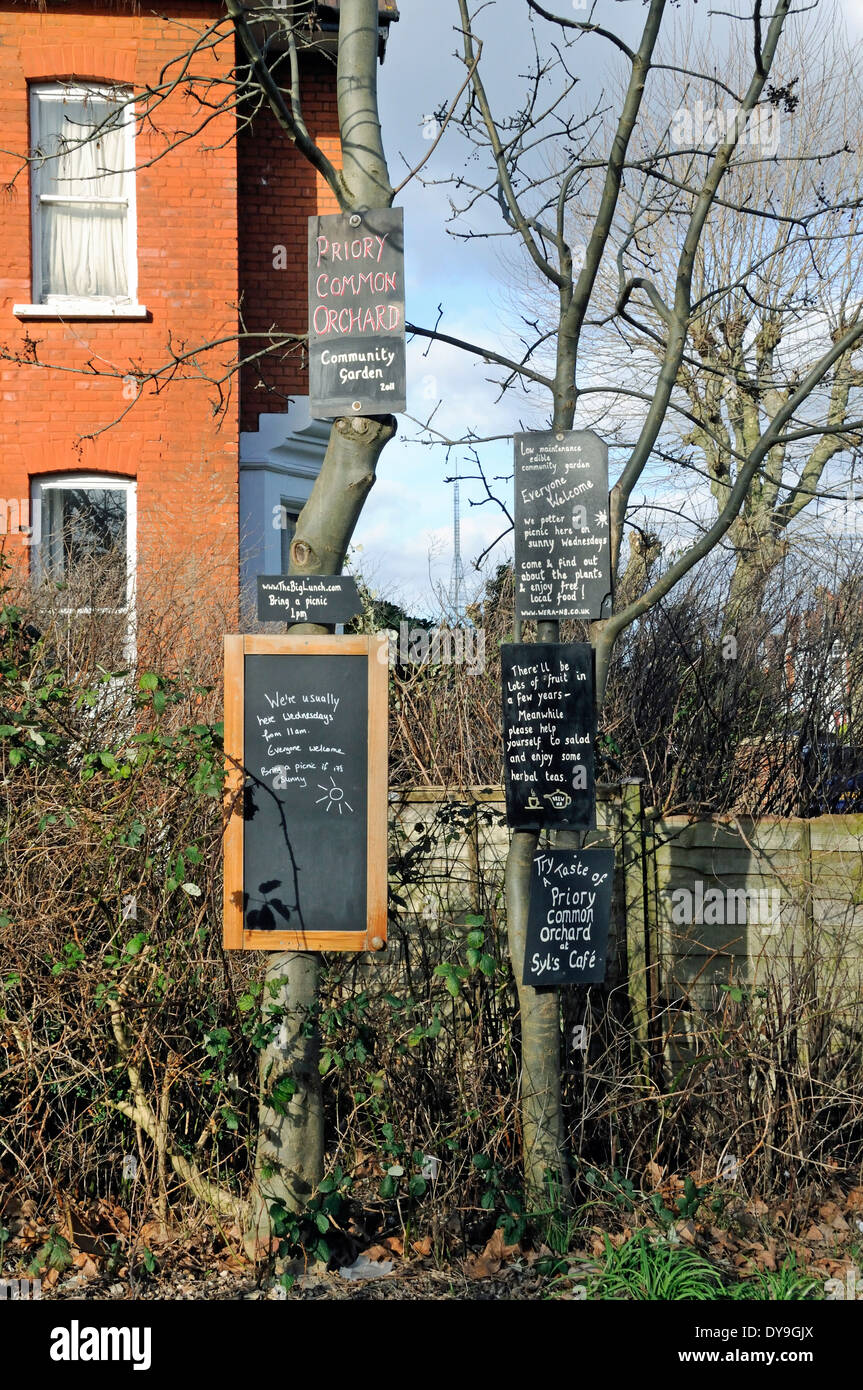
[316,776,353,814]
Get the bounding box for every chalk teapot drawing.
[544,790,572,810]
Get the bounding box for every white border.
[31,474,137,659]
[26,82,140,312]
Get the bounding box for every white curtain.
[38,95,128,299]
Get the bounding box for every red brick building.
[0,0,397,644]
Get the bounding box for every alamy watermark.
[266,621,485,791]
[825,1265,863,1299]
[0,1277,42,1299]
[0,498,40,546]
[381,622,485,676]
[50,1321,151,1371]
[670,101,781,156]
[669,880,782,935]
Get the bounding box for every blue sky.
[352,0,863,617]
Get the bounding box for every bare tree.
[575,5,863,629]
[223,0,402,1241]
[1,0,401,1236]
[406,0,863,1200]
[7,0,863,1221]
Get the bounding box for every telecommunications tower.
[449,471,467,620]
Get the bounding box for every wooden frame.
[223,633,388,952]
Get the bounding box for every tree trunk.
[248,415,395,1247]
[246,0,396,1247]
[504,327,578,1203]
[250,953,323,1243]
[723,522,787,633]
[506,829,568,1205]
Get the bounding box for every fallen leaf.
[483,1227,519,1262]
[645,1161,664,1191]
[465,1227,520,1279]
[137,1221,169,1246]
[754,1241,777,1272]
[465,1251,499,1279]
[411,1236,432,1257]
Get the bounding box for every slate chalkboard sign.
[501,642,595,829]
[308,208,406,418]
[514,430,611,623]
[223,635,388,951]
[256,575,362,625]
[522,849,614,986]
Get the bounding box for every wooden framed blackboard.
[501,642,595,829]
[522,849,614,987]
[223,634,388,952]
[514,429,612,623]
[308,208,406,418]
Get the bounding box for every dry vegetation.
[1,541,863,1293]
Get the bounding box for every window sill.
[13,304,150,321]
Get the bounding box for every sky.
[350,0,863,617]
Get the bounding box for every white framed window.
[15,83,146,320]
[31,475,137,660]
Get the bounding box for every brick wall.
[0,2,241,612]
[237,54,341,433]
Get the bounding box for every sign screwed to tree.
[507,429,614,992]
[501,642,596,830]
[522,848,614,987]
[223,634,388,952]
[514,429,611,623]
[256,574,362,625]
[308,207,406,417]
